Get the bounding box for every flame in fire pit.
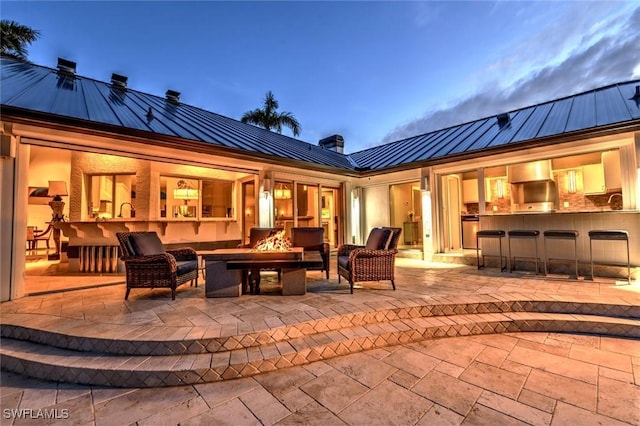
[254,230,292,251]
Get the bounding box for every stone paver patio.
[1,258,639,425]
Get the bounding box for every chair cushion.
[338,255,350,270]
[365,228,391,250]
[292,228,325,251]
[383,228,401,250]
[176,260,198,276]
[130,232,166,256]
[122,236,137,257]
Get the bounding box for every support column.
[259,171,273,228]
[619,139,638,210]
[421,168,434,261]
[477,168,486,215]
[0,139,29,301]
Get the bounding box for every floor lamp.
[47,180,68,260]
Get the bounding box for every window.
[202,179,233,218]
[273,181,293,219]
[160,176,234,219]
[297,183,319,227]
[89,174,136,219]
[274,181,293,237]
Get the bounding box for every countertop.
[63,218,235,223]
[478,210,637,216]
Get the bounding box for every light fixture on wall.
[496,179,504,199]
[274,182,292,200]
[47,180,68,260]
[262,177,272,196]
[173,180,198,216]
[568,170,577,194]
[421,175,430,192]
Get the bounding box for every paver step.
[1,312,638,388]
[2,299,638,356]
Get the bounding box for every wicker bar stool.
[476,230,507,271]
[588,230,631,284]
[508,230,540,273]
[543,230,579,279]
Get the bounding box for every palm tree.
[241,91,301,137]
[1,20,40,62]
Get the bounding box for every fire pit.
[199,247,304,297]
[253,230,292,252]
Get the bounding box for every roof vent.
[496,112,510,127]
[633,85,640,99]
[318,134,345,154]
[57,58,76,75]
[110,73,128,89]
[165,89,180,104]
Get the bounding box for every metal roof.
[0,59,355,171]
[2,58,639,174]
[350,80,640,170]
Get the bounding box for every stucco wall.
[363,185,390,234]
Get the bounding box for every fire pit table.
[199,248,323,297]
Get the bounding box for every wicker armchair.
[291,227,330,279]
[116,231,198,300]
[337,227,402,293]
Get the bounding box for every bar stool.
[476,230,507,271]
[588,230,631,284]
[508,230,540,273]
[543,230,579,279]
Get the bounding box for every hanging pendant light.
[274,182,292,200]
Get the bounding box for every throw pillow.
[365,228,391,250]
[130,232,166,256]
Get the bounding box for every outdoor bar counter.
[477,210,639,273]
[56,219,240,273]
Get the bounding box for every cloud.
[382,5,640,144]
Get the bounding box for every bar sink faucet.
[607,193,622,210]
[118,202,136,218]
[607,193,621,203]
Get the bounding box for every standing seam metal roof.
[0,59,354,170]
[350,80,640,169]
[2,59,639,173]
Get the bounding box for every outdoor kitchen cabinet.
[583,163,606,195]
[462,179,491,203]
[583,151,621,195]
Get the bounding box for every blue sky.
[3,1,639,153]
